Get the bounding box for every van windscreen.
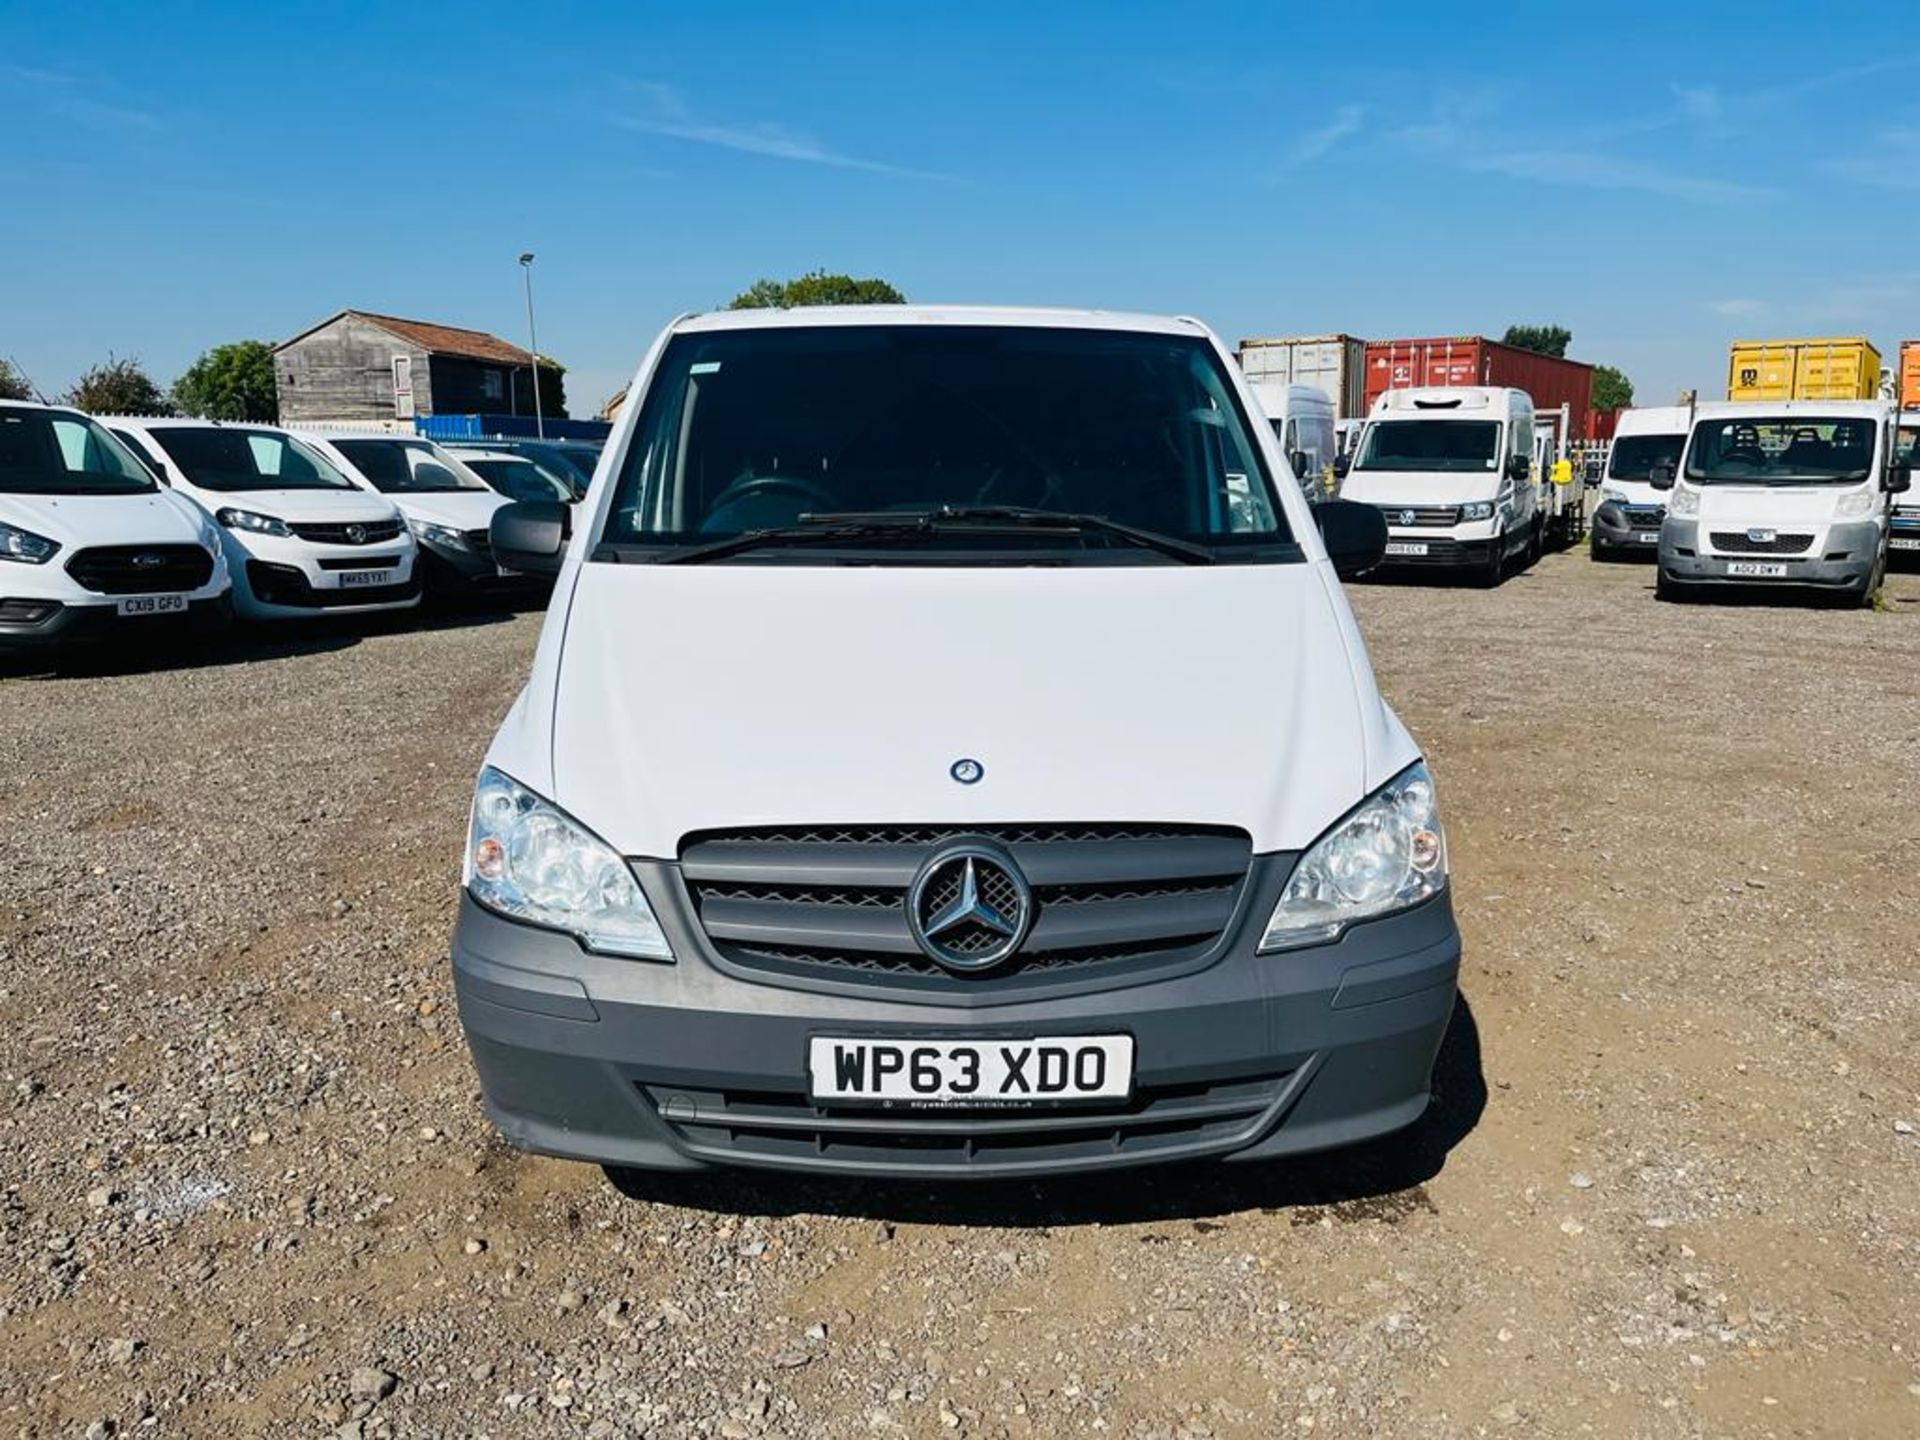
[602,325,1294,562]
[1607,433,1684,481]
[1355,420,1500,473]
[1685,417,1876,485]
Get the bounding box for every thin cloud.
[1710,298,1769,319]
[1,62,159,130]
[1826,125,1920,189]
[1281,105,1363,168]
[611,82,948,180]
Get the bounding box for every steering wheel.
[704,474,839,519]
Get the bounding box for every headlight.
[1260,761,1447,952]
[1833,488,1876,520]
[0,521,60,564]
[410,519,468,550]
[465,767,671,960]
[1599,486,1629,506]
[1460,501,1494,522]
[1667,485,1701,519]
[215,507,292,537]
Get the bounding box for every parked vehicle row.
[0,402,578,652]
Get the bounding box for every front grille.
[1375,504,1458,527]
[680,824,1252,985]
[1708,531,1814,555]
[1620,506,1666,526]
[638,1070,1290,1172]
[287,518,404,545]
[65,544,213,596]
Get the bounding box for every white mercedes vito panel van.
[0,401,230,650]
[452,306,1459,1181]
[1335,387,1540,586]
[1652,400,1909,605]
[112,420,421,620]
[1589,405,1687,560]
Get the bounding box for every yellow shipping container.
[1727,337,1883,402]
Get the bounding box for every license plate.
[1635,532,1660,544]
[808,1035,1133,1107]
[1725,561,1788,578]
[1383,541,1429,557]
[336,570,389,588]
[114,594,188,617]
[1891,537,1920,551]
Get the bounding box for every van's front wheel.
[1475,533,1505,588]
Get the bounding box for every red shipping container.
[1363,337,1595,441]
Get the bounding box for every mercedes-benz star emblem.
[345,523,367,544]
[905,842,1034,973]
[949,757,984,785]
[1398,509,1416,526]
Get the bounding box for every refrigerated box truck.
[1726,337,1883,402]
[1363,337,1594,442]
[1238,335,1368,418]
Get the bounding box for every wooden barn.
[272,309,564,423]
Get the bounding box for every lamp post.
[518,251,545,440]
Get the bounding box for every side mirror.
[1287,449,1311,480]
[1648,459,1677,492]
[490,500,570,575]
[1331,453,1351,479]
[1313,499,1387,580]
[1504,454,1531,481]
[1886,463,1912,495]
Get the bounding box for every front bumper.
[417,540,548,596]
[0,593,233,650]
[451,854,1462,1179]
[1590,502,1665,555]
[1378,533,1498,569]
[1658,519,1879,588]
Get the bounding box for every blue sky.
[3,1,1916,414]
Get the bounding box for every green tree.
[1501,324,1573,359]
[0,358,34,402]
[63,356,172,416]
[1591,364,1634,411]
[535,357,568,419]
[173,340,279,421]
[727,270,906,309]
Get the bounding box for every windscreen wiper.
[801,504,1218,565]
[651,520,938,566]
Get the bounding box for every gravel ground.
[3,554,1919,1440]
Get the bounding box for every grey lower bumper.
[1590,502,1663,555]
[451,864,1462,1179]
[1659,519,1880,588]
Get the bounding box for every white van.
[1590,405,1688,560]
[1250,382,1338,501]
[1335,386,1540,585]
[1652,400,1910,604]
[0,401,231,650]
[112,419,421,620]
[1892,412,1920,560]
[449,305,1461,1182]
[302,434,540,599]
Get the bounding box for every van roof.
[1371,386,1528,416]
[672,305,1213,339]
[1612,405,1691,434]
[1688,399,1892,421]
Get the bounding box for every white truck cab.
[1250,382,1338,502]
[1335,386,1541,586]
[1653,399,1911,604]
[1590,405,1688,560]
[1892,412,1920,560]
